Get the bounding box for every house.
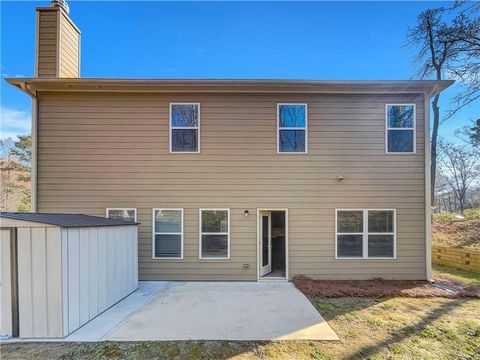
[6,1,453,282]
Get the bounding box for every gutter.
[19,82,38,213]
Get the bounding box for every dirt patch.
[293,275,480,298]
[433,218,480,250]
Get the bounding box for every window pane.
[108,209,135,222]
[368,211,394,233]
[155,234,181,258]
[279,105,306,127]
[337,235,363,258]
[388,130,414,153]
[171,104,198,127]
[279,130,305,152]
[387,105,414,128]
[202,210,228,233]
[368,235,394,258]
[337,211,363,233]
[172,129,198,152]
[202,234,228,258]
[155,210,181,233]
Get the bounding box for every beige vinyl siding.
[36,10,58,77]
[36,92,426,281]
[58,11,80,78]
[36,8,80,78]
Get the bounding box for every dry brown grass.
[432,218,480,250]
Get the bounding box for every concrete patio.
[9,281,339,342]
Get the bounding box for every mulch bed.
[293,275,480,298]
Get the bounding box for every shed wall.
[61,225,137,335]
[17,227,63,338]
[13,224,137,338]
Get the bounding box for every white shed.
[0,213,138,339]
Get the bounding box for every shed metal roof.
[0,212,139,228]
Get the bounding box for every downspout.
[19,82,38,212]
[424,84,439,282]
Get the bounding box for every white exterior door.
[259,212,272,277]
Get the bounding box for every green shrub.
[433,212,458,224]
[464,208,480,220]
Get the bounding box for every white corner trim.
[424,93,433,281]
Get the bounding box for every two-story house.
[7,2,453,282]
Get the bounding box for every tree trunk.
[431,93,440,205]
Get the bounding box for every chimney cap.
[50,0,69,14]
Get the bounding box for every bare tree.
[456,118,480,148]
[407,2,479,205]
[407,8,457,204]
[437,139,480,213]
[435,172,456,212]
[443,1,480,120]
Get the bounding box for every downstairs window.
[200,209,230,259]
[336,209,396,259]
[106,208,137,222]
[153,209,183,259]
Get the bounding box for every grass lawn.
[433,263,480,288]
[2,265,479,360]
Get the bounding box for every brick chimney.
[35,0,80,78]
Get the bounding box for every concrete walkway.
[101,282,338,341]
[66,282,169,342]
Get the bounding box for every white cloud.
[0,107,31,140]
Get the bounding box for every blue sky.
[1,1,478,142]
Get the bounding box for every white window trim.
[385,103,416,154]
[199,208,230,260]
[106,208,137,222]
[169,102,201,153]
[152,208,184,260]
[335,209,397,260]
[277,103,308,154]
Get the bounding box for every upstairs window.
[277,104,307,153]
[106,208,137,222]
[386,104,415,153]
[170,103,200,153]
[336,209,396,259]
